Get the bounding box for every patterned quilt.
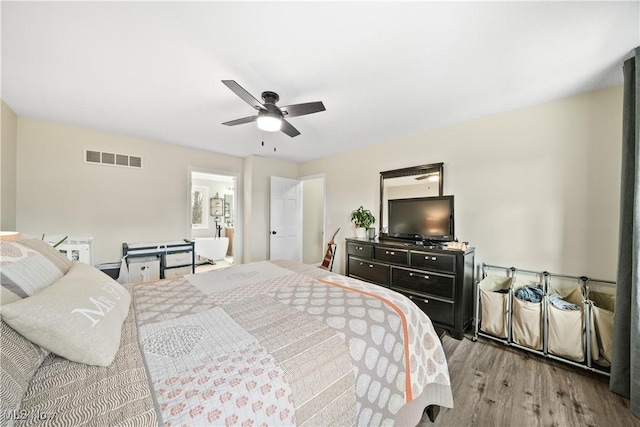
[133,260,453,427]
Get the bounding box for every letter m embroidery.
[71,297,115,327]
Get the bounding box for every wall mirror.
[379,162,444,234]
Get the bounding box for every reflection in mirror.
[224,194,233,226]
[379,163,444,233]
[191,186,209,229]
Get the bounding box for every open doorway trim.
[187,166,242,266]
[299,173,327,266]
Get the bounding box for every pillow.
[1,235,73,305]
[0,320,49,420]
[1,262,131,367]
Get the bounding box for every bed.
[1,235,453,426]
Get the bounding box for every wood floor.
[419,333,640,427]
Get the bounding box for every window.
[191,186,209,229]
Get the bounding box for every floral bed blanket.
[133,260,453,426]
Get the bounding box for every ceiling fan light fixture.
[257,111,282,132]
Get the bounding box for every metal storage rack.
[122,240,195,280]
[473,263,615,376]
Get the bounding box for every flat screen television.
[387,195,454,243]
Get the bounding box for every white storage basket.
[511,280,543,350]
[127,258,160,284]
[547,286,585,362]
[589,291,615,367]
[479,276,512,339]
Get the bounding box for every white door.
[270,176,302,261]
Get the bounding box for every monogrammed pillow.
[1,262,131,367]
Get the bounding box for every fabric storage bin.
[511,280,544,350]
[127,258,160,284]
[164,266,192,278]
[547,286,585,362]
[165,252,192,268]
[479,276,512,338]
[589,291,615,367]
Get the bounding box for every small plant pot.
[355,228,367,238]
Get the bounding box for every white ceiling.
[2,1,638,163]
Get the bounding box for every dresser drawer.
[347,242,374,258]
[410,251,456,273]
[400,290,455,326]
[374,246,408,265]
[391,267,455,300]
[348,256,389,286]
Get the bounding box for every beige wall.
[16,118,243,265]
[242,155,298,263]
[299,86,623,280]
[9,86,624,277]
[302,176,324,264]
[1,101,18,230]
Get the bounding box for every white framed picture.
[191,186,209,229]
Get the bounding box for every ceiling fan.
[221,80,325,137]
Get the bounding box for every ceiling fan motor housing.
[261,91,280,105]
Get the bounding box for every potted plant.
[350,206,375,239]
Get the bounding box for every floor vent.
[85,150,143,169]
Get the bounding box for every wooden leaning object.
[320,228,340,271]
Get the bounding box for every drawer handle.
[408,295,429,304]
[357,246,363,250]
[386,251,395,255]
[369,264,374,268]
[425,256,437,261]
[409,272,429,279]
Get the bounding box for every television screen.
[387,196,454,242]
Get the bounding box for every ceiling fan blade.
[222,115,257,126]
[280,101,326,118]
[222,80,264,110]
[280,119,301,137]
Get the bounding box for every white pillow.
[1,262,131,367]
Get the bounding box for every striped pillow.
[0,320,49,422]
[0,236,73,305]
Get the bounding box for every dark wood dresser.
[345,237,475,339]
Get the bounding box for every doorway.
[268,174,326,265]
[190,170,237,270]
